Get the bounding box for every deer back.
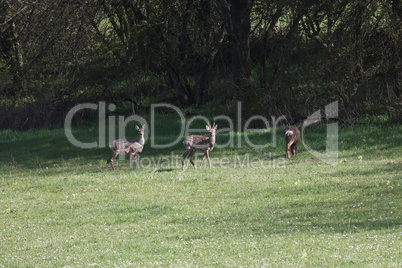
[110,139,139,153]
[183,135,210,150]
[285,125,300,143]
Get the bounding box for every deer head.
[206,122,218,143]
[135,124,146,137]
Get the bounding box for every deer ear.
[142,124,146,129]
[135,125,140,130]
[214,124,218,130]
[206,125,210,131]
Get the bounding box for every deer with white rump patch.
[285,125,300,158]
[182,123,218,170]
[106,124,145,171]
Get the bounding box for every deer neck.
[209,134,215,149]
[139,134,145,145]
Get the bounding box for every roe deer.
[182,123,218,170]
[285,125,300,158]
[106,124,145,171]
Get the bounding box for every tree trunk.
[194,65,209,106]
[220,0,253,95]
[11,20,27,93]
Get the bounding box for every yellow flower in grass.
[358,155,363,160]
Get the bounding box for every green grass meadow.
[0,116,401,267]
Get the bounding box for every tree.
[218,0,254,97]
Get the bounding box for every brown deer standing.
[182,123,218,170]
[106,124,145,171]
[285,125,300,158]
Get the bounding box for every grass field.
[0,115,401,267]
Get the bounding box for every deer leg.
[106,158,111,172]
[181,149,191,170]
[134,154,138,169]
[130,153,134,170]
[286,141,293,159]
[106,152,119,172]
[292,144,298,156]
[206,151,212,168]
[188,149,197,168]
[199,151,206,167]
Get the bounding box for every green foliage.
[0,116,401,266]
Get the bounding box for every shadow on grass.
[153,168,176,173]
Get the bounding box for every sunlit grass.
[0,117,401,267]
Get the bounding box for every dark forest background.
[0,0,401,129]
